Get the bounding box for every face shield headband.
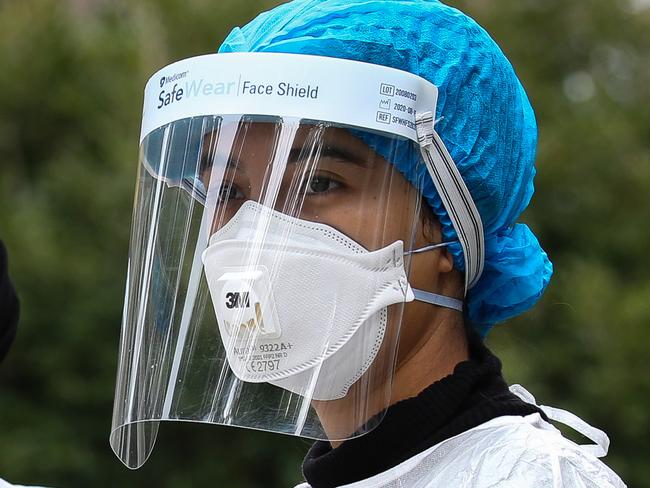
[111,52,484,469]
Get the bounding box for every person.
[0,240,19,364]
[110,1,626,486]
[0,241,50,488]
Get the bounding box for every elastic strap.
[406,241,463,311]
[415,112,485,292]
[404,241,456,256]
[412,289,463,312]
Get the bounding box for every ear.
[419,206,454,274]
[437,246,455,274]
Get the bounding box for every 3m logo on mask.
[211,268,281,340]
[225,291,250,309]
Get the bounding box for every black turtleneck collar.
[301,330,544,488]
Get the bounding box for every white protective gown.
[295,385,626,488]
[0,480,48,488]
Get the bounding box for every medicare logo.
[157,76,240,109]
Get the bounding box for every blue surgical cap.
[218,0,553,335]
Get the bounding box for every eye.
[218,183,246,202]
[304,175,342,195]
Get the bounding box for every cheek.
[302,197,377,247]
[373,182,422,248]
[320,198,413,250]
[357,197,419,249]
[300,165,423,250]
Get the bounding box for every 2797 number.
[247,360,280,373]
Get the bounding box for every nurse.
[111,1,626,486]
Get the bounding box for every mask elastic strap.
[412,289,463,311]
[404,240,464,311]
[404,241,456,255]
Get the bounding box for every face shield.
[111,53,484,469]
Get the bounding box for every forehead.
[200,121,383,168]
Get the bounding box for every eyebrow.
[199,141,373,173]
[288,143,372,168]
[199,149,239,172]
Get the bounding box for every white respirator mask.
[202,200,463,400]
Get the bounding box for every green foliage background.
[0,1,648,486]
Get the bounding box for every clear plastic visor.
[111,115,426,468]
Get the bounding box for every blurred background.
[0,0,648,486]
